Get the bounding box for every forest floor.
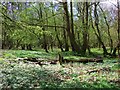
[0,49,120,89]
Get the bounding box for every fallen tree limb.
[17,57,59,65]
[63,58,103,63]
[58,54,103,65]
[17,55,103,66]
[86,67,111,74]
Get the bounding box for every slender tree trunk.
[63,1,81,53]
[45,5,49,52]
[112,47,117,57]
[77,32,81,46]
[112,1,120,57]
[94,3,109,56]
[42,28,48,53]
[63,28,69,51]
[16,40,21,49]
[55,28,64,52]
[39,3,48,53]
[2,4,7,49]
[99,5,113,54]
[52,3,64,52]
[21,44,25,50]
[63,13,69,51]
[82,2,89,55]
[117,0,120,58]
[70,1,75,38]
[50,39,54,52]
[26,44,32,50]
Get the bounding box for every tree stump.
[58,53,63,65]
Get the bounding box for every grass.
[0,49,120,89]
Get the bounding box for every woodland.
[0,0,120,89]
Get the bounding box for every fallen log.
[50,60,59,64]
[87,67,111,74]
[17,55,103,66]
[61,58,103,63]
[25,57,38,62]
[17,57,59,65]
[58,54,103,64]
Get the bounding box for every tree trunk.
[43,28,48,53]
[117,0,120,57]
[39,3,48,53]
[27,44,32,50]
[63,1,81,53]
[2,4,7,49]
[82,2,89,55]
[63,28,69,51]
[112,1,120,57]
[21,44,25,50]
[99,5,113,54]
[52,3,64,52]
[94,3,109,56]
[63,14,69,51]
[70,1,75,38]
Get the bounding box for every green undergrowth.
[0,49,119,89]
[0,61,120,90]
[2,49,119,61]
[0,59,119,89]
[2,50,57,59]
[1,50,88,61]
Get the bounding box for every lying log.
[37,62,49,66]
[17,57,59,65]
[17,57,38,62]
[58,54,103,64]
[87,69,101,74]
[87,67,111,74]
[50,60,59,64]
[61,58,103,63]
[17,55,103,66]
[109,79,120,85]
[25,57,38,62]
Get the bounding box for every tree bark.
[82,2,89,55]
[70,1,75,38]
[63,1,81,53]
[42,28,48,53]
[117,0,120,57]
[51,3,64,52]
[112,1,120,57]
[99,5,113,54]
[63,28,69,51]
[94,3,109,56]
[39,3,48,53]
[63,7,69,51]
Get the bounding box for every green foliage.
[1,62,61,88]
[111,64,120,70]
[10,26,43,47]
[1,50,119,89]
[1,59,119,89]
[2,50,58,59]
